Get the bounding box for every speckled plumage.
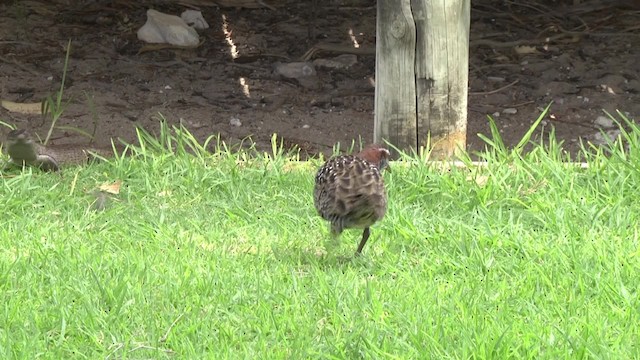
[313,144,390,254]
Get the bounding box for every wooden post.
[375,0,470,159]
[374,0,417,155]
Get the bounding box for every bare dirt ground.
[1,0,639,159]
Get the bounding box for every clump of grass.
[41,39,72,145]
[38,40,102,145]
[0,109,638,358]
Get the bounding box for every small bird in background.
[314,144,390,255]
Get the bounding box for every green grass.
[1,113,639,359]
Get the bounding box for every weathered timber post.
[375,0,470,159]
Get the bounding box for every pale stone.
[229,117,242,127]
[313,54,358,69]
[594,115,615,128]
[137,9,199,47]
[181,10,209,30]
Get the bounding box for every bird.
[313,144,390,255]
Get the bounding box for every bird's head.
[7,129,33,144]
[357,144,391,172]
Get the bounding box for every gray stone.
[594,115,615,128]
[592,129,621,145]
[274,62,317,79]
[313,55,358,69]
[229,117,242,127]
[181,10,209,30]
[624,79,640,93]
[534,81,579,97]
[274,62,321,89]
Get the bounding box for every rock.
[274,62,320,89]
[523,61,556,75]
[502,108,518,115]
[624,79,640,93]
[183,117,205,129]
[137,9,199,47]
[534,81,579,97]
[599,83,623,95]
[274,62,317,79]
[538,69,562,82]
[484,93,510,106]
[592,129,621,145]
[599,74,627,90]
[553,53,572,67]
[594,115,615,128]
[313,54,358,69]
[181,10,209,30]
[229,117,242,127]
[297,77,321,90]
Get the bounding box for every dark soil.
[1,0,639,159]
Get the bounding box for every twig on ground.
[159,312,185,343]
[470,80,519,96]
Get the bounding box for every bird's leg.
[330,221,344,238]
[355,227,371,255]
[325,223,342,250]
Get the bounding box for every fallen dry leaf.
[474,174,490,187]
[99,180,122,194]
[1,99,44,115]
[157,190,172,197]
[466,173,490,187]
[519,179,548,196]
[514,45,540,55]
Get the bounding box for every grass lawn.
[1,117,639,359]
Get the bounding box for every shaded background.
[0,0,638,158]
